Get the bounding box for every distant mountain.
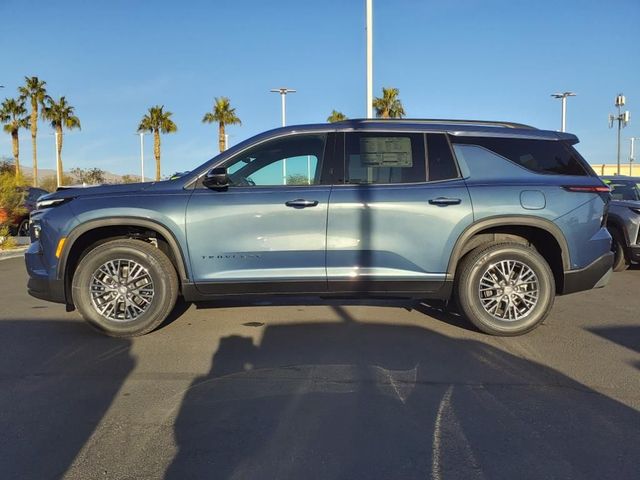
[14,165,149,183]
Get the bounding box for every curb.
[0,246,28,261]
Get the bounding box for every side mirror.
[203,167,229,190]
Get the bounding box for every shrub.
[0,171,27,223]
[0,225,17,250]
[40,174,75,193]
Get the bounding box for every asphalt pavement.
[1,255,638,480]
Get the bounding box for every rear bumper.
[561,252,613,295]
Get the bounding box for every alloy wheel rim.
[89,259,154,322]
[478,259,539,321]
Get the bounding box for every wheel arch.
[606,213,630,245]
[58,217,189,305]
[447,216,570,292]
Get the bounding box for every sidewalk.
[0,237,30,261]
[0,246,28,261]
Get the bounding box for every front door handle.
[429,197,462,206]
[285,199,319,208]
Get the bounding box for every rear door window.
[344,132,426,184]
[451,136,590,176]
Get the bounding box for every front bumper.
[629,245,640,263]
[27,276,66,304]
[25,242,66,304]
[562,251,613,295]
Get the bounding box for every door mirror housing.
[203,167,229,190]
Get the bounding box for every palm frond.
[203,96,241,126]
[138,105,177,134]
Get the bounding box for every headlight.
[36,198,71,210]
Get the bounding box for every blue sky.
[1,0,639,177]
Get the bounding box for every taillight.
[563,185,611,193]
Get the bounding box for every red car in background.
[0,187,48,236]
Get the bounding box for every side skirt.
[181,280,453,303]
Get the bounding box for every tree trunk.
[56,125,64,186]
[218,122,226,152]
[154,130,161,181]
[12,130,20,177]
[31,100,38,187]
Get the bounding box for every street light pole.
[551,92,576,132]
[609,94,630,175]
[630,137,639,176]
[270,87,296,184]
[366,0,373,119]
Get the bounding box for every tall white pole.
[270,88,295,184]
[552,92,575,133]
[55,132,61,188]
[139,132,145,181]
[281,92,287,184]
[631,137,637,176]
[366,0,373,118]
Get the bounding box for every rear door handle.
[285,199,319,208]
[429,197,462,206]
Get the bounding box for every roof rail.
[336,118,537,130]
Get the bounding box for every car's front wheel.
[455,242,555,336]
[72,239,178,337]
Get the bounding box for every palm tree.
[18,76,49,187]
[202,97,241,153]
[137,105,177,181]
[372,87,405,118]
[42,96,81,184]
[0,98,30,176]
[327,110,348,123]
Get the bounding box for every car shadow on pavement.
[587,326,640,354]
[0,320,134,480]
[165,306,639,480]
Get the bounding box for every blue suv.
[26,119,613,336]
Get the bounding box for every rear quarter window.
[451,136,591,176]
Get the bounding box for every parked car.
[602,176,640,271]
[0,186,48,236]
[26,119,612,337]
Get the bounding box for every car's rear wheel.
[455,242,555,336]
[72,239,178,337]
[611,230,630,272]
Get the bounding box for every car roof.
[255,119,576,142]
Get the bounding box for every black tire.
[455,242,555,336]
[611,230,630,272]
[17,219,29,237]
[72,239,178,337]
